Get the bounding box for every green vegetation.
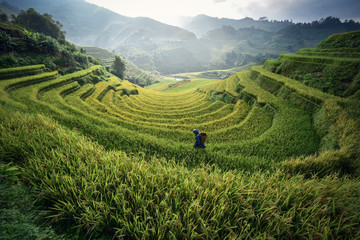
[163,79,217,93]
[0,64,45,80]
[14,8,66,43]
[172,64,256,80]
[264,30,360,97]
[317,30,360,49]
[81,46,164,86]
[0,21,360,240]
[0,162,82,239]
[110,56,125,79]
[0,14,103,71]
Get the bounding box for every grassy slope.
[263,30,360,97]
[1,31,360,239]
[162,79,217,93]
[1,109,359,239]
[172,63,256,80]
[80,46,169,86]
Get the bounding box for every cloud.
[214,0,227,3]
[235,0,360,22]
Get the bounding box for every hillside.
[8,0,196,46]
[1,31,360,239]
[79,46,165,86]
[0,21,105,76]
[0,10,166,88]
[200,17,360,69]
[5,1,360,74]
[182,14,294,37]
[266,17,360,52]
[264,30,360,96]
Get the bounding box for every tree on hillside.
[0,13,9,22]
[258,16,268,21]
[0,31,15,53]
[14,8,66,43]
[111,56,125,79]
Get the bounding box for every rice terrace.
[1,4,360,239]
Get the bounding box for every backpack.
[200,133,207,144]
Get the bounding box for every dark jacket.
[193,129,206,149]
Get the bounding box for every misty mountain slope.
[199,18,360,70]
[0,1,20,16]
[266,17,360,52]
[182,14,294,37]
[8,0,196,47]
[7,0,201,73]
[9,0,131,46]
[96,17,196,50]
[6,0,360,74]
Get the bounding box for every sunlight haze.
[85,0,242,26]
[85,0,360,26]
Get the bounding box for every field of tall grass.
[1,32,360,239]
[1,109,359,239]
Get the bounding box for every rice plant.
[1,40,360,240]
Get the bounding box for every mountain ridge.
[5,0,360,74]
[181,14,294,37]
[8,0,196,46]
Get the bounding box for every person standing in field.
[193,129,206,149]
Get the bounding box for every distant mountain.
[7,0,196,46]
[8,0,202,73]
[266,17,360,52]
[0,1,20,16]
[199,17,360,69]
[7,0,202,73]
[5,0,360,74]
[182,14,294,37]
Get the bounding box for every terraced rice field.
[1,39,360,239]
[264,33,360,97]
[0,64,322,170]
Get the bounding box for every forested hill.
[271,17,360,50]
[7,0,196,47]
[201,17,360,67]
[4,0,360,74]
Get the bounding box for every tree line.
[0,8,125,79]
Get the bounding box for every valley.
[1,30,360,238]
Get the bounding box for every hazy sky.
[85,0,360,26]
